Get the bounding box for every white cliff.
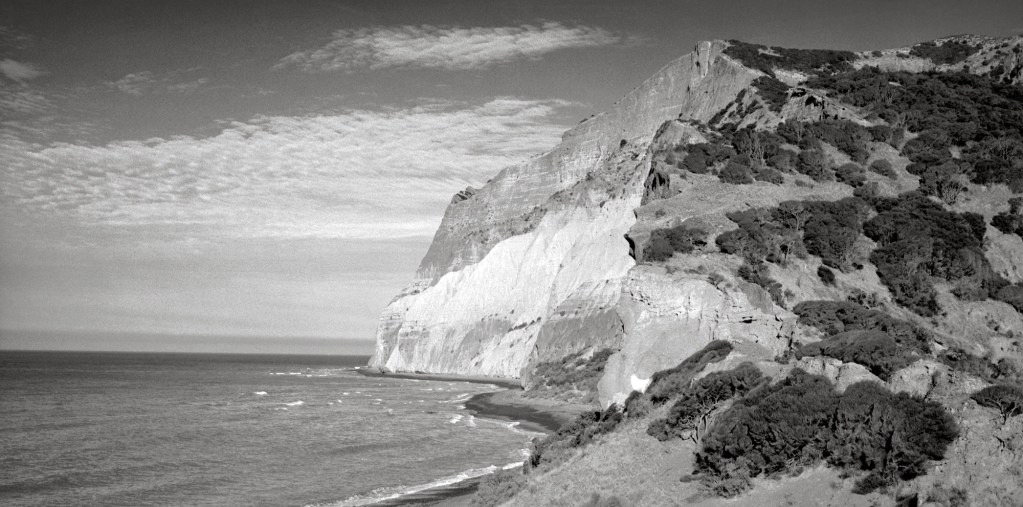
[370,40,763,380]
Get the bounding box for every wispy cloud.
[0,59,43,84]
[274,22,622,72]
[1,98,572,239]
[107,69,209,96]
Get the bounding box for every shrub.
[738,261,786,308]
[818,266,836,285]
[971,384,1023,421]
[527,405,624,470]
[797,149,833,182]
[696,371,958,496]
[644,225,708,262]
[909,40,982,65]
[472,469,527,507]
[754,166,785,184]
[644,340,733,405]
[526,349,615,403]
[682,143,735,174]
[797,330,918,380]
[863,192,1004,315]
[868,158,897,178]
[995,284,1023,313]
[992,197,1023,238]
[719,158,754,184]
[793,300,931,352]
[835,163,867,187]
[723,40,856,78]
[752,75,790,112]
[647,363,766,441]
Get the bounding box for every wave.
[254,391,267,396]
[313,462,523,507]
[448,414,464,424]
[438,393,473,404]
[283,400,304,407]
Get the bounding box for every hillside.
[371,35,1023,506]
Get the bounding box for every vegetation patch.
[527,405,623,470]
[638,340,734,408]
[797,330,919,380]
[992,197,1023,239]
[695,370,959,496]
[647,363,767,441]
[723,40,857,78]
[751,75,790,112]
[644,224,708,262]
[971,384,1023,421]
[863,192,1004,315]
[908,40,982,65]
[793,300,932,352]
[526,349,615,403]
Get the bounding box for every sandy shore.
[355,368,596,506]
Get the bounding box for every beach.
[356,369,596,506]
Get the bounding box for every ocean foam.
[254,391,267,396]
[448,414,463,424]
[318,462,524,507]
[284,401,304,407]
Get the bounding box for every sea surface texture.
[0,351,537,506]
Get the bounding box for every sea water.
[0,351,539,506]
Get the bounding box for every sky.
[1,0,1021,355]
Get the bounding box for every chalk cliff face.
[370,40,762,379]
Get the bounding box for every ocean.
[0,351,540,506]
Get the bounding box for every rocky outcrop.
[371,40,761,378]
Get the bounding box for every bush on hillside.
[719,158,755,184]
[472,469,527,507]
[971,384,1023,421]
[835,162,867,187]
[526,348,615,403]
[527,405,623,470]
[696,370,958,496]
[793,300,931,352]
[818,266,836,286]
[723,40,857,78]
[909,40,982,65]
[643,340,733,406]
[797,330,918,380]
[644,225,708,262]
[868,159,897,178]
[992,197,1023,238]
[797,149,833,182]
[863,192,1007,315]
[752,75,790,112]
[647,363,767,441]
[738,261,786,308]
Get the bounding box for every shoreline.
[353,367,596,506]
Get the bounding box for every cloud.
[0,97,573,239]
[274,22,621,72]
[0,59,43,84]
[107,70,209,95]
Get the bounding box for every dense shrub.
[796,149,833,181]
[719,158,755,184]
[472,469,527,507]
[647,363,767,441]
[681,142,735,174]
[797,330,918,380]
[939,348,1023,383]
[806,69,1023,190]
[818,266,836,285]
[971,384,1023,421]
[644,225,708,262]
[793,300,931,352]
[863,192,1007,315]
[738,261,786,308]
[723,40,856,78]
[868,159,897,178]
[526,349,615,403]
[801,198,870,270]
[995,284,1023,313]
[992,197,1023,238]
[696,370,958,496]
[527,405,623,470]
[835,163,867,187]
[754,166,785,184]
[643,340,733,406]
[909,40,982,65]
[752,75,790,112]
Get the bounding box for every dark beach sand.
[355,368,595,506]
